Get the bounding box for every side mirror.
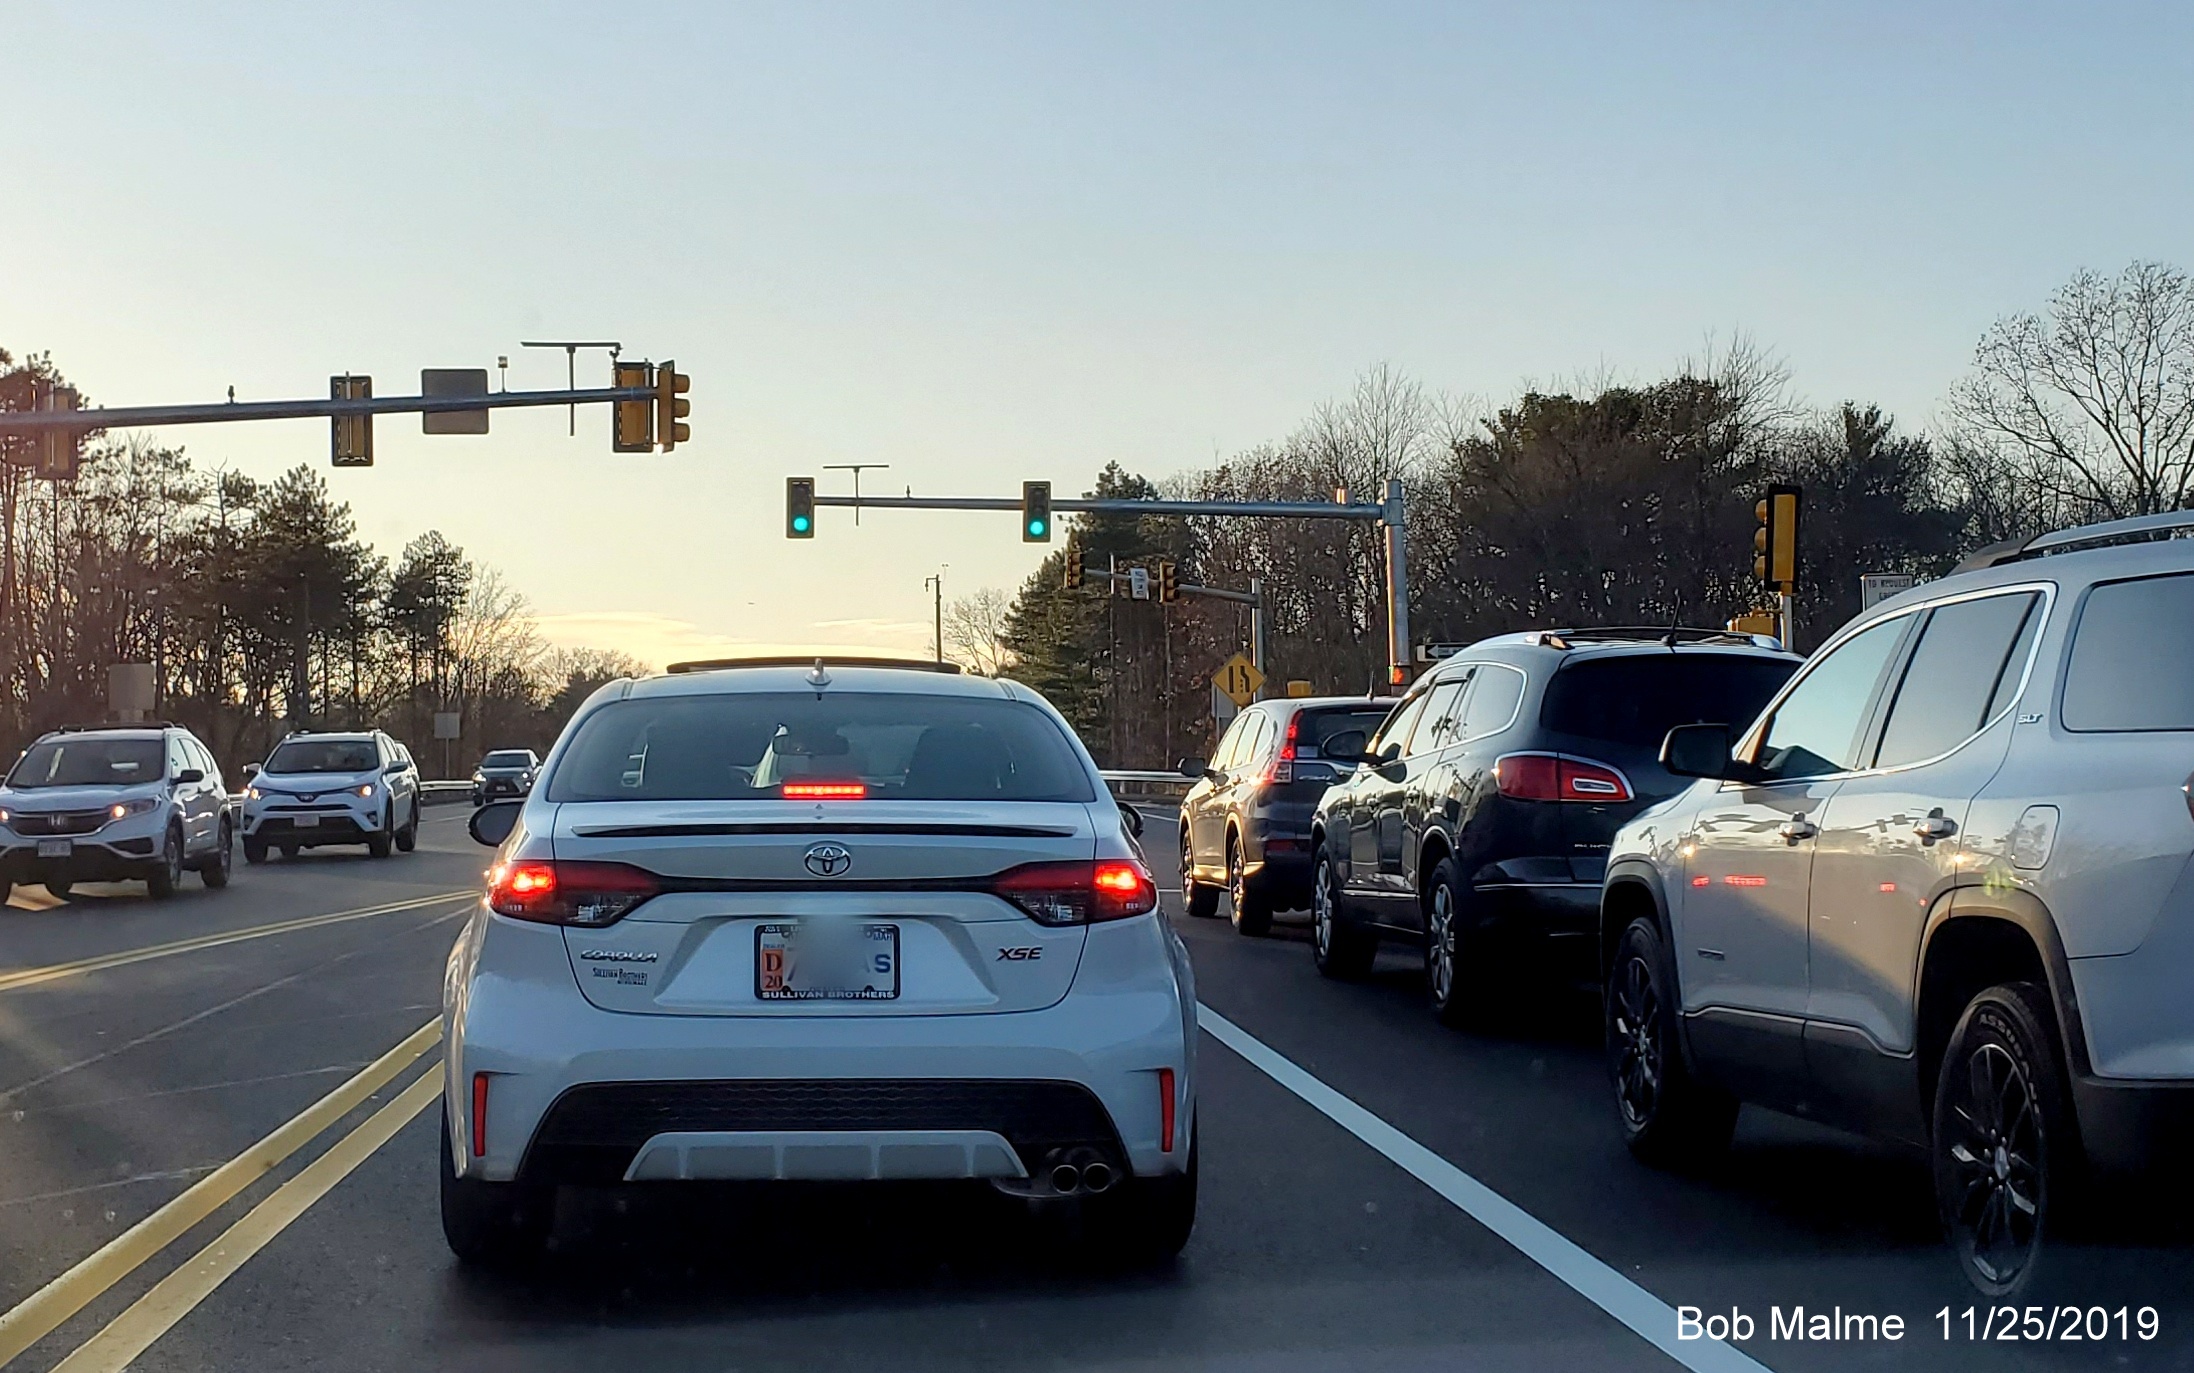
[1176,756,1209,780]
[175,768,205,785]
[1319,729,1370,765]
[384,760,407,774]
[468,800,523,848]
[241,763,260,779]
[1661,723,1747,781]
[1116,800,1145,839]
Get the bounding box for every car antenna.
[1663,597,1684,649]
[806,658,831,689]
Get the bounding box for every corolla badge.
[803,842,853,877]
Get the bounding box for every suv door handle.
[1913,813,1958,843]
[1778,819,1819,844]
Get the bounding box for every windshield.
[1540,654,1797,750]
[480,751,534,769]
[7,737,164,789]
[548,692,1096,803]
[264,739,379,774]
[1296,707,1397,756]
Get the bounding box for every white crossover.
[240,731,420,862]
[441,658,1197,1265]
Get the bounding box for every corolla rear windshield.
[548,693,1097,803]
[7,737,164,788]
[265,739,378,774]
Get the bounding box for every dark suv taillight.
[990,859,1158,925]
[1494,752,1635,803]
[487,860,660,927]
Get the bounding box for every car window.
[1410,680,1468,755]
[168,736,189,778]
[1296,705,1397,757]
[2063,572,2194,732]
[1459,663,1526,741]
[1542,653,1797,750]
[1873,592,2041,768]
[1751,616,1910,781]
[1242,713,1275,768]
[481,750,535,769]
[7,736,164,788]
[1210,716,1250,770]
[547,692,1097,803]
[265,739,381,773]
[1368,689,1433,759]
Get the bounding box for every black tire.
[1310,855,1376,979]
[1226,835,1273,937]
[243,836,268,865]
[277,843,298,860]
[394,802,418,853]
[200,821,232,889]
[1424,857,1494,1027]
[1085,1134,1197,1267]
[439,1115,552,1268]
[44,880,72,900]
[1607,915,1738,1167]
[147,825,184,900]
[1932,982,2073,1299]
[1180,829,1221,920]
[367,805,395,859]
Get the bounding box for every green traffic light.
[793,515,811,533]
[1028,519,1046,537]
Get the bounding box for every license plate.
[36,838,70,859]
[755,922,899,1001]
[291,814,320,828]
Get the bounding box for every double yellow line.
[0,1021,443,1369]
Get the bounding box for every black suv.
[470,749,541,806]
[1178,696,1399,934]
[1309,629,1798,1023]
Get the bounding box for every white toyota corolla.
[442,658,1197,1264]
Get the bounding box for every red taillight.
[1493,752,1633,803]
[783,781,867,800]
[487,859,659,926]
[471,1072,489,1158]
[991,859,1158,925]
[1158,1067,1176,1152]
[1267,713,1301,785]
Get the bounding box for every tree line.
[989,260,2194,768]
[0,347,643,776]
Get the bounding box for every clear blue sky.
[6,1,2189,664]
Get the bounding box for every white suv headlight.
[107,797,160,820]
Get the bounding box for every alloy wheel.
[1943,1042,2045,1290]
[1426,883,1455,1004]
[1611,953,1662,1129]
[1179,830,1195,893]
[1312,865,1334,961]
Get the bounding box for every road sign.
[432,711,461,740]
[1414,643,1469,662]
[1128,566,1151,600]
[1286,679,1313,698]
[1212,653,1265,708]
[421,369,490,434]
[1860,573,1916,609]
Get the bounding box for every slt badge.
[804,842,853,878]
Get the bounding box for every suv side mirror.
[1176,756,1209,780]
[241,762,260,779]
[384,760,407,774]
[1320,729,1370,765]
[1116,800,1145,839]
[174,768,205,785]
[468,800,523,848]
[1661,723,1750,781]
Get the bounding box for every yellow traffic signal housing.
[1156,559,1178,602]
[1062,543,1086,590]
[330,374,373,467]
[656,361,691,452]
[1753,484,1800,591]
[1022,481,1052,542]
[786,477,816,538]
[612,361,653,452]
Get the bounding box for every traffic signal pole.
[0,383,657,434]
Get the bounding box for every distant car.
[441,659,1194,1268]
[0,723,233,899]
[240,730,419,862]
[1177,696,1398,934]
[1310,629,1799,1022]
[470,749,540,806]
[1605,510,2194,1297]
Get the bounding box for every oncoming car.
[241,731,420,862]
[0,723,232,899]
[441,658,1197,1265]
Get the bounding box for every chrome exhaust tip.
[1079,1161,1115,1193]
[1049,1163,1081,1193]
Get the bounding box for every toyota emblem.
[803,842,853,877]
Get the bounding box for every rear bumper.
[2073,1075,2194,1177]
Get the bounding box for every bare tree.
[944,588,1015,676]
[1949,261,2194,522]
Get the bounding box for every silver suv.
[0,723,233,899]
[1601,510,2194,1296]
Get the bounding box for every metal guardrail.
[418,780,475,806]
[1101,770,1193,802]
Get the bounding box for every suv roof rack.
[1523,627,1777,650]
[665,655,966,676]
[1955,509,2194,572]
[53,720,178,733]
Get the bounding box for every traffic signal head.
[612,361,653,453]
[330,375,374,466]
[1156,559,1178,603]
[1022,480,1052,542]
[786,477,816,538]
[655,361,691,452]
[1062,543,1085,590]
[1753,484,1801,591]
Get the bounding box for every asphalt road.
[3,804,2192,1373]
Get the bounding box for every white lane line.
[1197,1004,1772,1373]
